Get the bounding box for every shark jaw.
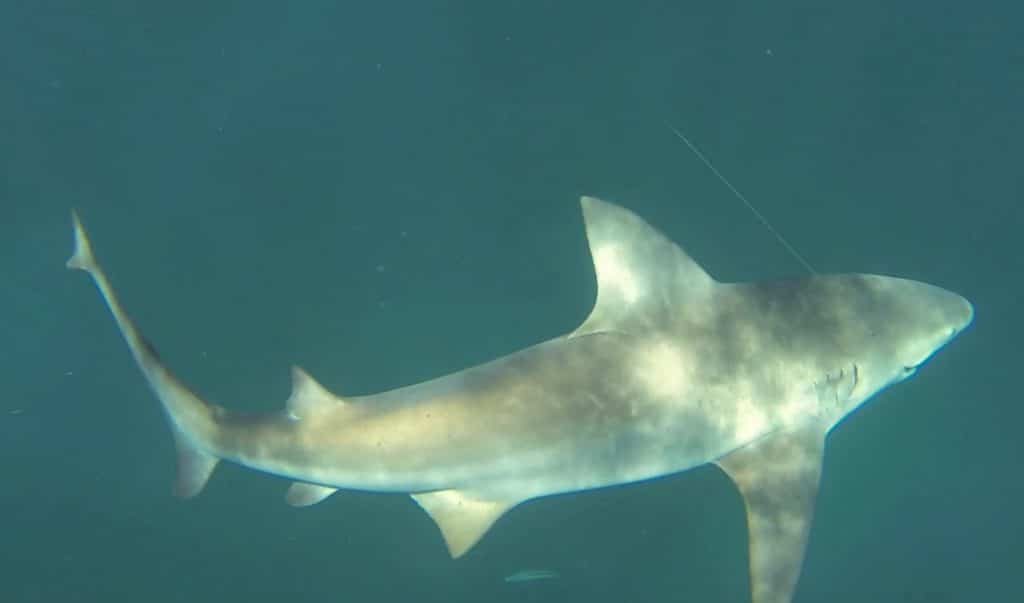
[68,197,972,603]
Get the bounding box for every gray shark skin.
[67,197,972,603]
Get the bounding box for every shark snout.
[903,281,973,369]
[933,286,974,337]
[953,295,975,333]
[861,275,974,375]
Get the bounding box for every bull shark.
[67,197,972,603]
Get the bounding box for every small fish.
[504,569,560,583]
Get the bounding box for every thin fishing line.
[665,121,816,275]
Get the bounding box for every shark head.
[827,274,973,422]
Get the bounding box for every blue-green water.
[3,2,1020,601]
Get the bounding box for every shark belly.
[211,331,743,498]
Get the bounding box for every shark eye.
[902,365,917,377]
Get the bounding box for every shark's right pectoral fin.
[715,424,826,603]
[411,489,519,558]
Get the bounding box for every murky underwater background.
[3,2,1021,601]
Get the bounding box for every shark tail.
[67,211,221,498]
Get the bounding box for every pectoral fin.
[411,489,518,558]
[715,424,826,603]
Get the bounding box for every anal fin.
[286,482,339,507]
[411,489,518,558]
[715,424,826,603]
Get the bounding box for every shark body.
[68,197,972,603]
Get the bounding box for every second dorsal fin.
[285,366,347,420]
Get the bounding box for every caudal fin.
[66,210,96,272]
[68,210,221,498]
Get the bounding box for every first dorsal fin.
[572,197,715,336]
[286,366,347,420]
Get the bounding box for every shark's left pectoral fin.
[715,424,826,603]
[411,489,519,558]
